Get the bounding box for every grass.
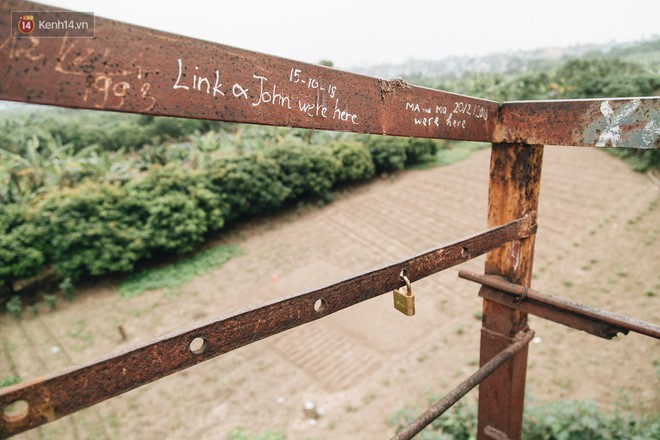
[68,320,94,350]
[227,428,285,440]
[0,376,21,388]
[410,141,489,170]
[119,244,242,298]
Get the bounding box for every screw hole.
[461,247,469,258]
[189,337,207,355]
[2,400,29,424]
[314,299,326,313]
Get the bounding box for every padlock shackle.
[400,269,412,295]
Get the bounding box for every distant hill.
[352,38,660,80]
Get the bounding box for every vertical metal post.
[477,143,543,439]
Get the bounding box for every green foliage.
[0,204,45,286]
[265,139,340,200]
[127,166,214,254]
[404,139,441,165]
[6,295,23,319]
[0,376,21,388]
[605,149,660,173]
[367,136,408,173]
[0,100,489,295]
[41,292,57,310]
[119,244,241,298]
[388,401,476,440]
[227,428,285,440]
[38,182,147,280]
[329,140,375,183]
[59,277,74,301]
[388,398,660,440]
[146,117,206,141]
[556,59,659,99]
[0,134,100,203]
[207,154,289,220]
[525,399,660,440]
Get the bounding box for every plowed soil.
[2,146,659,439]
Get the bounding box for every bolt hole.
[2,400,29,424]
[314,299,326,313]
[461,247,469,258]
[189,337,207,355]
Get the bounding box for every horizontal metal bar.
[458,270,660,340]
[0,215,535,438]
[498,98,660,149]
[390,330,535,440]
[0,0,498,142]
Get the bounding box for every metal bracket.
[459,270,660,340]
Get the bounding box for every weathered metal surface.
[498,98,660,149]
[0,217,534,438]
[478,143,543,440]
[459,270,660,340]
[0,0,498,142]
[391,330,534,440]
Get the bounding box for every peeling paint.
[594,99,640,147]
[642,120,660,148]
[583,98,660,149]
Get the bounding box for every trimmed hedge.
[0,204,44,285]
[126,165,219,253]
[37,182,147,279]
[330,140,375,183]
[207,153,288,219]
[265,139,340,200]
[1,135,442,295]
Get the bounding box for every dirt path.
[2,146,658,439]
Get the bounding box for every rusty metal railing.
[459,270,660,340]
[0,217,535,436]
[1,1,659,439]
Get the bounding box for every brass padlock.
[393,269,415,316]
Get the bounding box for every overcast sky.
[29,0,660,68]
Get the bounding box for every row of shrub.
[1,136,439,296]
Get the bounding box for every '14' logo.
[18,15,35,34]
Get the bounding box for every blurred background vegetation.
[1,39,658,302]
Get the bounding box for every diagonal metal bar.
[0,215,535,438]
[390,330,535,440]
[0,0,498,142]
[459,270,660,340]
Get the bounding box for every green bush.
[146,117,205,141]
[103,122,152,150]
[405,138,440,165]
[605,149,660,173]
[388,401,476,440]
[6,295,23,319]
[265,139,340,200]
[37,182,147,280]
[367,136,408,173]
[207,154,289,220]
[127,165,219,254]
[0,204,45,289]
[525,399,660,440]
[0,117,486,291]
[329,140,375,183]
[388,398,660,440]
